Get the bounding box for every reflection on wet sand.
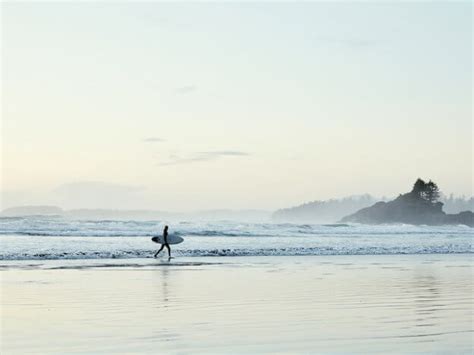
[1,255,473,354]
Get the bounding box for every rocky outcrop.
[341,192,474,227]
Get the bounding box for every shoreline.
[1,252,473,268]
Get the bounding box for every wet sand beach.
[1,254,473,354]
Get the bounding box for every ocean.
[1,216,472,260]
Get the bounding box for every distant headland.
[2,179,472,227]
[341,179,474,227]
[0,206,271,222]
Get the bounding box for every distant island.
[341,179,474,227]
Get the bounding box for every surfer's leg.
[154,245,164,257]
[165,243,171,257]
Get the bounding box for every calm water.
[2,255,473,354]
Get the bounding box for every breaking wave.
[0,216,472,260]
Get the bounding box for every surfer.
[154,225,171,258]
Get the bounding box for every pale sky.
[1,1,472,211]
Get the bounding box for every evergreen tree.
[412,178,427,198]
[425,180,440,203]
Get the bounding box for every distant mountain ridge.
[1,205,64,216]
[3,186,472,225]
[272,194,383,223]
[0,206,270,222]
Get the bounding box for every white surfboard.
[151,235,184,245]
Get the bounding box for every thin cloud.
[158,151,250,166]
[175,85,197,94]
[143,137,165,143]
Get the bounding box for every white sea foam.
[0,216,472,260]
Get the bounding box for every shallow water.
[1,255,473,354]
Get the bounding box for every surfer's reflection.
[154,225,171,259]
[161,267,170,306]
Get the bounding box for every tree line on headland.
[340,179,474,227]
[273,179,473,225]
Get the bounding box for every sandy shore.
[1,254,473,354]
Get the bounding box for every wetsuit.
[154,228,171,258]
